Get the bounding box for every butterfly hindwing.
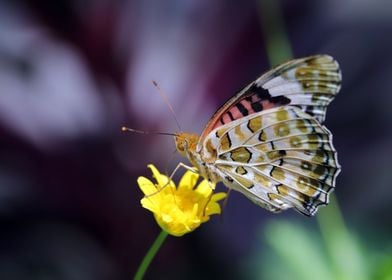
[201,106,340,216]
[200,55,341,140]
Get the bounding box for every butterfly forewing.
[200,55,341,140]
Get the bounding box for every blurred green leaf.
[373,254,392,280]
[263,220,333,280]
[244,196,392,280]
[317,196,368,280]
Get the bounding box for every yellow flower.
[137,164,227,237]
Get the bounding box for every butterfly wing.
[200,106,340,216]
[200,55,341,140]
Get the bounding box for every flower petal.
[192,203,199,216]
[205,193,226,216]
[137,176,157,196]
[211,192,227,202]
[178,170,199,190]
[140,197,158,213]
[147,164,174,188]
[205,202,222,216]
[137,165,226,237]
[200,216,211,223]
[194,180,213,196]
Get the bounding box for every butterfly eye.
[175,135,187,156]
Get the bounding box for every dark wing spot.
[305,105,315,116]
[227,110,235,121]
[269,166,276,177]
[258,130,266,141]
[225,176,234,183]
[250,84,271,100]
[249,83,291,107]
[247,121,254,133]
[270,95,291,105]
[236,102,249,116]
[251,101,263,112]
[235,166,248,175]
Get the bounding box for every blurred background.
[0,0,391,279]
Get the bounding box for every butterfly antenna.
[121,126,176,137]
[152,80,182,131]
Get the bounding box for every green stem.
[134,230,169,280]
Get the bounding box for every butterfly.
[175,55,341,216]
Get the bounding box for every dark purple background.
[0,0,391,279]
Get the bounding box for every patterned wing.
[200,55,341,140]
[201,106,340,216]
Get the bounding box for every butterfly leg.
[169,162,199,179]
[144,162,199,198]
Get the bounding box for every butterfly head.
[175,132,199,157]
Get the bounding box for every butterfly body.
[175,132,220,182]
[175,55,341,216]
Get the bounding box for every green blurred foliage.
[245,197,392,280]
[247,1,392,279]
